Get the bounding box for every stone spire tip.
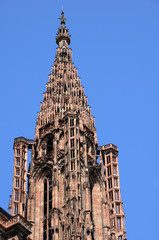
[58,11,67,26]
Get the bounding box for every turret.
[56,11,71,48]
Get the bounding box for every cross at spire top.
[58,11,67,26]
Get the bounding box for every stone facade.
[0,207,32,240]
[8,11,127,240]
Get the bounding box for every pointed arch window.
[15,178,19,188]
[47,138,53,154]
[14,204,18,215]
[17,149,20,156]
[43,174,52,240]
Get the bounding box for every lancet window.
[17,149,20,156]
[43,174,52,240]
[16,158,20,166]
[15,178,19,188]
[116,204,120,213]
[117,217,121,232]
[47,138,53,154]
[14,204,18,215]
[107,155,110,164]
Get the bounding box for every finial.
[56,11,71,46]
[8,195,12,214]
[58,11,67,25]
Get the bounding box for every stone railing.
[0,215,32,232]
[14,137,34,145]
[0,219,6,227]
[97,143,118,151]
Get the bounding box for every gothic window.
[16,168,19,176]
[43,174,52,240]
[114,178,118,187]
[117,217,121,232]
[113,156,116,162]
[49,219,52,240]
[108,178,112,189]
[113,166,117,175]
[115,190,119,200]
[15,178,19,188]
[15,191,19,201]
[70,128,74,137]
[16,158,20,166]
[109,191,113,201]
[116,204,120,213]
[107,155,110,164]
[70,119,74,127]
[107,166,111,176]
[22,160,25,167]
[22,150,25,158]
[71,139,74,148]
[71,150,75,159]
[22,171,24,178]
[21,181,24,190]
[47,138,53,153]
[17,149,20,156]
[14,204,18,215]
[64,83,67,92]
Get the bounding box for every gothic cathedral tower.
[9,12,127,240]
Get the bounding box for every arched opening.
[47,138,53,153]
[43,173,52,240]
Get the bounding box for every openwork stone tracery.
[9,11,127,240]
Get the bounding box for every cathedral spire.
[56,11,71,47]
[7,12,127,240]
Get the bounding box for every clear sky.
[0,0,159,239]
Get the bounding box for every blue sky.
[0,0,159,239]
